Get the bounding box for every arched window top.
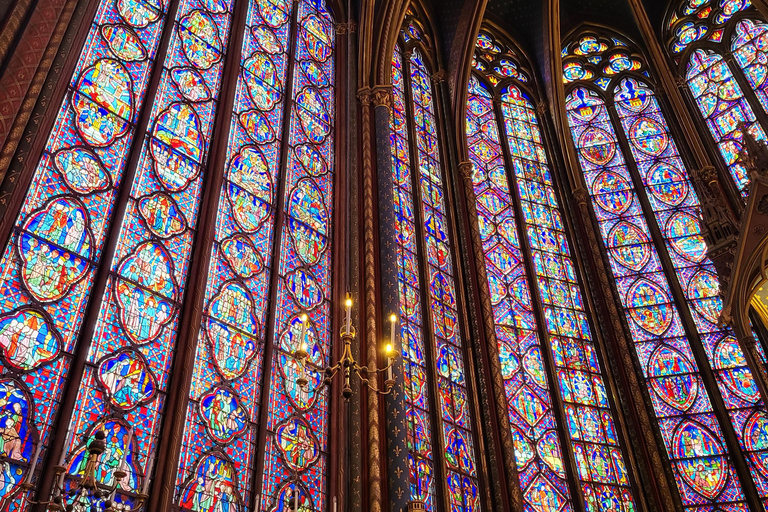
[665,0,752,57]
[397,4,437,61]
[472,28,531,89]
[562,30,650,91]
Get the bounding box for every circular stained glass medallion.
[301,13,332,62]
[629,117,669,156]
[627,278,673,335]
[296,88,330,143]
[179,10,222,70]
[591,171,633,214]
[666,212,707,263]
[608,221,651,271]
[243,53,281,110]
[647,163,688,206]
[578,127,615,165]
[73,59,132,146]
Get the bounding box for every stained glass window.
[564,29,768,510]
[0,0,172,506]
[664,0,768,195]
[61,0,237,503]
[0,0,336,508]
[614,76,768,505]
[390,12,481,510]
[685,48,765,193]
[468,30,637,512]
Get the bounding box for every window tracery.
[665,0,768,194]
[390,8,481,511]
[564,28,768,509]
[468,29,638,512]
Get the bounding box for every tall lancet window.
[665,0,768,194]
[467,30,637,512]
[390,7,481,511]
[563,31,768,509]
[0,0,337,509]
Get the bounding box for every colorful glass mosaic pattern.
[614,76,768,505]
[561,34,646,92]
[666,0,751,56]
[567,85,749,509]
[732,19,768,115]
[61,0,235,504]
[257,0,335,509]
[173,0,295,509]
[410,48,481,512]
[502,82,636,512]
[686,48,767,194]
[467,71,637,511]
[0,0,170,506]
[390,48,437,509]
[390,45,480,511]
[465,76,575,512]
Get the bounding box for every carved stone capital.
[573,187,590,205]
[335,21,356,34]
[357,87,371,106]
[458,161,474,183]
[692,165,718,187]
[431,69,446,83]
[371,86,393,110]
[537,101,548,115]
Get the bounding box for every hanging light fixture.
[21,430,147,512]
[292,297,397,401]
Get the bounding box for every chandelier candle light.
[296,297,398,401]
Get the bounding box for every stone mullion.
[371,84,411,512]
[454,157,524,512]
[343,17,362,512]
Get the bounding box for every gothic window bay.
[467,30,637,512]
[665,0,768,194]
[0,0,337,508]
[390,9,481,511]
[563,31,768,509]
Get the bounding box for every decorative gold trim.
[358,86,382,512]
[371,85,392,111]
[0,0,34,72]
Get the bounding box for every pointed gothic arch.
[564,23,768,510]
[663,0,768,196]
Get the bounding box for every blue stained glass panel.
[173,0,294,508]
[257,0,335,510]
[409,49,480,512]
[567,85,747,510]
[615,76,768,505]
[0,0,170,506]
[391,47,437,510]
[465,76,575,512]
[501,82,637,512]
[686,48,767,194]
